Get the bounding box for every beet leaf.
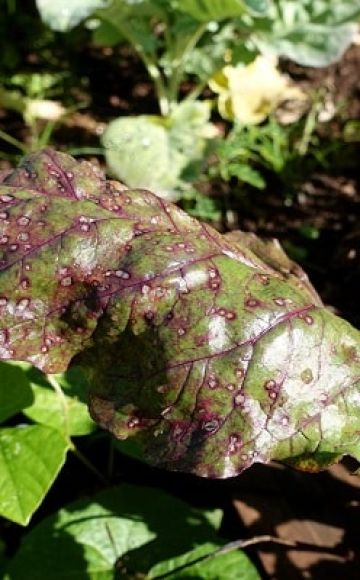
[1,149,360,478]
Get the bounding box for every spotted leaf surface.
[1,149,360,478]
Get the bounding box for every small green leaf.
[149,542,260,579]
[0,362,33,423]
[299,225,320,241]
[6,485,222,578]
[22,365,96,436]
[0,425,69,525]
[344,120,360,143]
[226,163,266,189]
[99,0,164,59]
[92,20,123,47]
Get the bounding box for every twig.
[152,535,298,579]
[47,374,109,485]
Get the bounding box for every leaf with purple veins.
[1,149,360,478]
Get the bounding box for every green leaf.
[6,485,222,578]
[22,365,96,437]
[177,0,267,21]
[225,163,266,189]
[181,190,222,222]
[1,149,360,479]
[36,0,108,32]
[102,102,214,201]
[254,0,360,67]
[0,362,33,423]
[99,0,165,59]
[183,24,238,81]
[149,542,260,579]
[257,23,358,67]
[0,425,69,525]
[102,115,185,201]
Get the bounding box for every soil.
[1,26,360,580]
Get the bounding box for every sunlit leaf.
[254,0,360,67]
[0,425,69,525]
[22,365,96,436]
[5,485,222,578]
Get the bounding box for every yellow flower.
[209,56,306,124]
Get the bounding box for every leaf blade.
[0,362,33,423]
[6,485,222,578]
[0,424,69,525]
[22,365,96,436]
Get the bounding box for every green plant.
[207,91,330,195]
[0,72,68,156]
[34,0,360,199]
[0,2,71,158]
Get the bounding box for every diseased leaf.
[224,230,322,306]
[0,424,69,525]
[0,362,33,423]
[5,485,222,578]
[1,149,360,478]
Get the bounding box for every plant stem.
[0,128,27,153]
[167,23,207,108]
[146,61,170,116]
[297,96,322,156]
[73,446,110,485]
[185,79,208,103]
[37,120,57,149]
[47,374,71,440]
[67,147,104,156]
[107,438,115,479]
[47,374,109,485]
[106,18,170,115]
